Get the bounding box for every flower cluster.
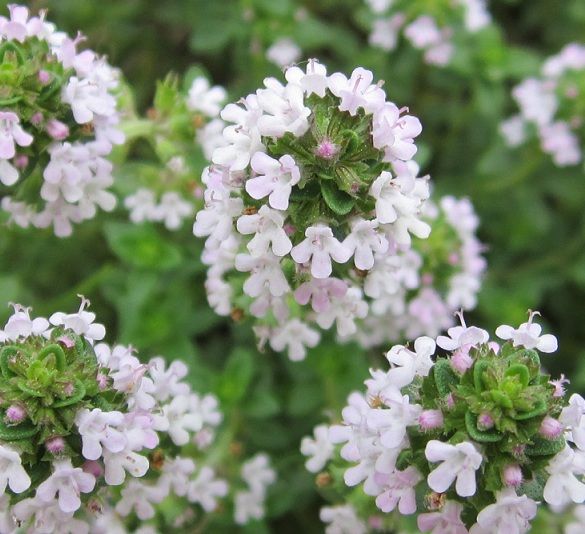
[301,311,585,533]
[352,195,485,348]
[501,43,585,167]
[366,0,491,67]
[0,4,124,236]
[195,60,433,360]
[123,74,228,231]
[0,299,275,532]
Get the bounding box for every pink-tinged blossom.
[375,466,422,514]
[269,319,320,361]
[539,120,581,166]
[342,218,389,271]
[247,152,300,210]
[512,78,557,126]
[369,14,405,51]
[550,374,569,397]
[502,464,523,488]
[544,446,585,506]
[469,489,537,534]
[37,459,96,513]
[148,357,190,402]
[372,103,422,161]
[328,67,386,115]
[294,277,348,313]
[235,252,290,297]
[187,466,228,511]
[158,456,195,497]
[285,59,329,98]
[425,440,482,497]
[242,454,276,495]
[256,79,311,137]
[75,408,126,460]
[49,295,106,343]
[0,444,31,494]
[301,424,334,473]
[236,205,293,257]
[315,287,368,338]
[154,394,204,446]
[539,416,564,439]
[266,37,301,68]
[0,111,33,160]
[115,479,167,520]
[187,76,227,118]
[417,501,468,534]
[234,490,266,525]
[0,303,49,341]
[291,224,352,279]
[367,392,422,448]
[320,505,367,534]
[495,310,558,353]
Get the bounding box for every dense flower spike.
[501,43,585,167]
[0,300,275,532]
[0,4,124,236]
[366,0,491,67]
[124,75,229,230]
[195,60,444,359]
[302,312,582,533]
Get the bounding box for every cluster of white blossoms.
[124,76,229,231]
[234,453,277,525]
[0,4,124,237]
[300,312,585,533]
[366,0,491,67]
[194,59,435,360]
[0,299,275,532]
[352,195,485,348]
[501,43,585,167]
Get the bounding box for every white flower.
[291,224,352,279]
[375,466,422,514]
[316,287,368,338]
[0,111,33,162]
[543,445,585,506]
[234,490,265,525]
[0,303,49,341]
[193,189,243,243]
[469,488,537,534]
[386,336,436,387]
[187,76,227,118]
[560,394,585,450]
[75,408,126,460]
[512,78,557,126]
[116,479,168,520]
[158,456,195,497]
[62,76,116,124]
[500,115,527,147]
[369,171,417,225]
[148,357,190,402]
[154,394,204,445]
[102,447,149,486]
[152,191,194,230]
[404,16,443,49]
[284,59,329,98]
[301,424,335,473]
[269,318,320,361]
[369,14,405,51]
[417,501,467,534]
[49,295,106,342]
[319,505,367,534]
[0,444,31,494]
[266,37,301,67]
[495,310,558,353]
[372,103,422,161]
[235,252,290,297]
[436,315,489,351]
[37,459,96,513]
[367,392,422,449]
[187,466,228,511]
[256,78,311,137]
[237,205,293,257]
[328,67,386,115]
[247,152,300,210]
[241,454,276,495]
[425,440,483,497]
[342,218,389,270]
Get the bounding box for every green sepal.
[465,410,503,443]
[433,359,459,397]
[505,364,530,387]
[514,398,548,420]
[525,436,566,456]
[320,180,355,216]
[0,420,37,441]
[16,379,45,398]
[53,380,86,408]
[38,344,66,371]
[473,360,489,392]
[0,345,19,378]
[490,389,514,409]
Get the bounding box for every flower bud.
[45,436,66,454]
[502,464,523,488]
[451,347,473,373]
[477,411,494,430]
[314,138,339,160]
[539,416,564,439]
[82,460,104,478]
[6,404,26,423]
[419,409,444,431]
[38,70,51,84]
[46,119,70,141]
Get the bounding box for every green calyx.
[264,92,386,238]
[0,329,125,454]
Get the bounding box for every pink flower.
[375,467,422,514]
[294,277,347,313]
[418,501,467,534]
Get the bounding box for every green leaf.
[216,348,254,405]
[433,360,459,397]
[104,222,183,271]
[0,420,37,441]
[526,436,566,457]
[320,181,355,216]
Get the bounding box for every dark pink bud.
[477,412,494,430]
[421,273,434,286]
[284,224,296,236]
[6,405,26,423]
[368,516,384,530]
[38,70,51,85]
[57,335,75,349]
[83,460,104,478]
[445,393,455,410]
[96,373,108,390]
[45,436,66,454]
[30,112,43,126]
[448,252,460,265]
[46,119,69,141]
[419,409,444,431]
[451,348,473,373]
[539,416,564,439]
[13,154,28,169]
[502,464,523,488]
[314,138,339,160]
[488,341,500,354]
[194,186,204,199]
